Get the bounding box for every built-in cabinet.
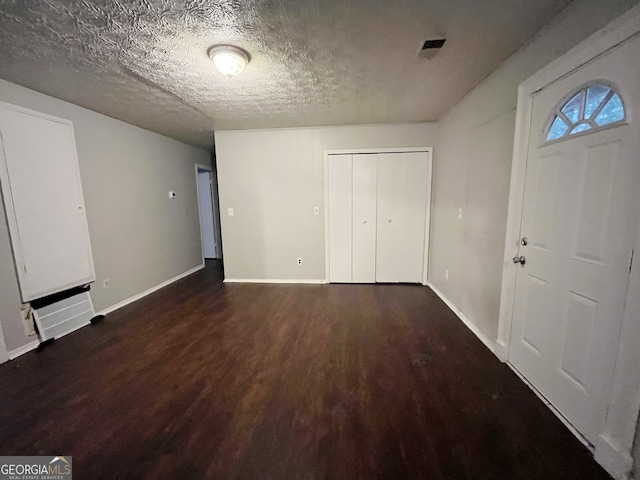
[327,150,431,283]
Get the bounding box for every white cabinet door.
[328,154,352,282]
[0,106,95,301]
[376,152,428,283]
[352,155,377,283]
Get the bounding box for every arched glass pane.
[547,116,569,141]
[570,123,591,134]
[594,93,624,126]
[585,85,610,119]
[545,83,626,143]
[561,92,583,123]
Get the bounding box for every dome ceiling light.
[208,45,251,77]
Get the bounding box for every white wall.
[215,123,436,281]
[429,0,640,344]
[0,79,210,354]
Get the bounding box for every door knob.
[512,255,526,265]
[521,237,528,246]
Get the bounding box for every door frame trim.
[497,5,640,478]
[194,163,214,266]
[323,147,433,285]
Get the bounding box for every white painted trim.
[224,278,326,284]
[325,147,432,156]
[497,6,640,479]
[422,152,433,286]
[195,163,213,264]
[0,317,8,364]
[594,435,634,480]
[8,339,39,360]
[324,147,434,285]
[427,282,496,354]
[97,264,204,316]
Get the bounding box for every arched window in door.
[545,82,626,142]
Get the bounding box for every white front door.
[509,35,640,443]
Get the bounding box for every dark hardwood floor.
[0,260,611,479]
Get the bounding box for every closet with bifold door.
[327,150,431,284]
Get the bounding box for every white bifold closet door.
[328,154,353,282]
[376,153,428,283]
[352,154,377,282]
[0,105,95,302]
[328,151,429,284]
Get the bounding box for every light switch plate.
[228,208,234,216]
[313,206,320,216]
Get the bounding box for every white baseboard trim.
[8,339,40,360]
[97,264,205,316]
[224,278,326,284]
[426,282,496,354]
[494,341,509,362]
[594,434,633,480]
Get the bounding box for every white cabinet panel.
[328,154,352,282]
[0,106,95,301]
[352,155,377,283]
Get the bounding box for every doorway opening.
[195,163,223,262]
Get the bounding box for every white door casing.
[503,19,640,463]
[197,167,217,259]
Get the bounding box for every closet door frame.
[323,147,433,285]
[0,101,95,301]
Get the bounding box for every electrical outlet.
[103,278,110,289]
[297,257,302,265]
[445,269,449,280]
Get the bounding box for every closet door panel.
[376,154,401,282]
[0,108,95,301]
[397,152,429,283]
[352,155,377,283]
[328,155,353,282]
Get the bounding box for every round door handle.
[521,237,528,246]
[512,255,526,265]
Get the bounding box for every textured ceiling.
[0,0,574,149]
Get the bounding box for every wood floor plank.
[0,260,611,479]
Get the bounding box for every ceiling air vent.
[418,38,446,59]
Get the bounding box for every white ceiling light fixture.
[208,45,251,78]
